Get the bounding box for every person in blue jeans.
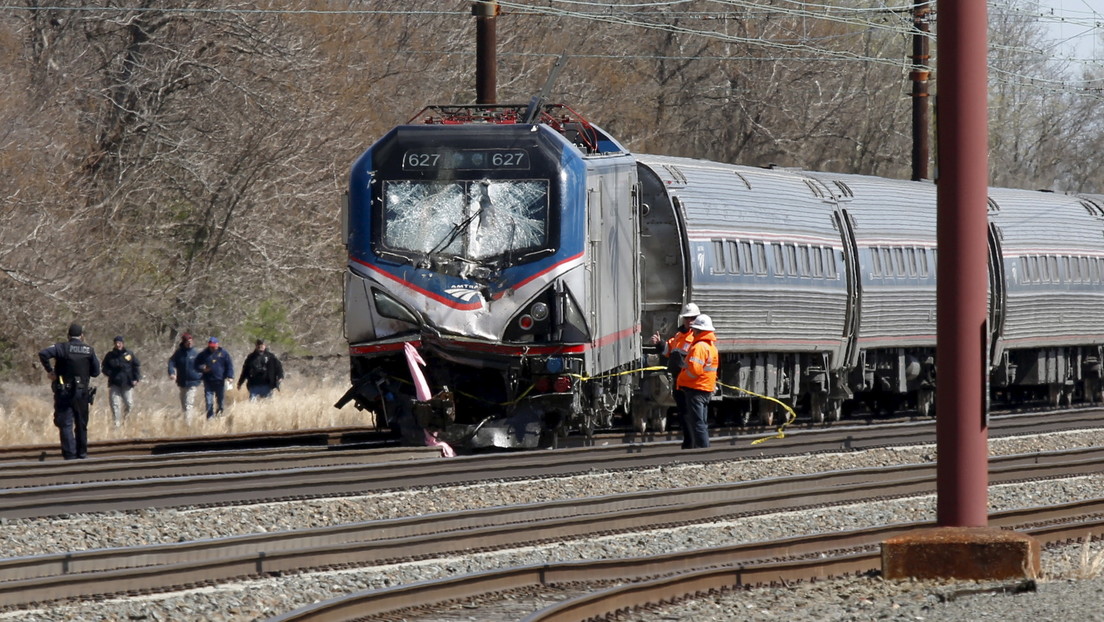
[167,333,203,422]
[193,336,234,419]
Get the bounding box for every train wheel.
[917,389,934,417]
[809,393,826,424]
[649,408,668,433]
[1086,378,1101,403]
[1048,383,1062,407]
[828,399,843,422]
[757,401,775,427]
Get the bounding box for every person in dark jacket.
[167,333,202,421]
[193,336,234,419]
[38,323,101,459]
[101,335,141,427]
[237,339,284,400]
[649,303,700,448]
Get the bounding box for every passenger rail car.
[339,102,1104,448]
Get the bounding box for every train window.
[740,241,755,275]
[882,248,895,278]
[871,247,883,277]
[1048,256,1059,282]
[1092,258,1101,283]
[894,248,906,277]
[772,243,784,276]
[826,249,838,279]
[812,247,824,277]
[918,249,929,278]
[755,242,768,275]
[1020,256,1032,283]
[381,179,549,260]
[785,244,798,276]
[907,248,918,277]
[712,241,726,274]
[798,246,811,277]
[1029,256,1041,283]
[726,240,740,273]
[1080,257,1090,282]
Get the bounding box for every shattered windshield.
[382,180,550,261]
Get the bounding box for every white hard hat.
[679,303,700,317]
[689,314,714,331]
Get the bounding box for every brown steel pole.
[935,0,990,527]
[474,1,498,104]
[911,2,931,181]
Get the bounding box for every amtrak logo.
[445,286,483,303]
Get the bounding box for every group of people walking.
[38,325,284,460]
[650,303,720,449]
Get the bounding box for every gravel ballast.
[2,428,1104,621]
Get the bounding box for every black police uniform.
[39,334,101,459]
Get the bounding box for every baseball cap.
[208,337,219,345]
[181,332,193,341]
[68,323,83,337]
[114,336,124,343]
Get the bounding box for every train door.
[635,162,690,336]
[989,220,1006,369]
[583,162,640,426]
[833,208,861,415]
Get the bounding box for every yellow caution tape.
[718,381,797,444]
[387,365,797,444]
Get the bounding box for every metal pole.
[935,0,990,527]
[911,2,931,181]
[474,1,498,104]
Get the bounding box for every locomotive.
[337,102,1104,449]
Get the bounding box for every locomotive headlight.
[530,302,550,321]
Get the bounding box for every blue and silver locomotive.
[339,102,1104,448]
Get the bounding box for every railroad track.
[0,425,398,462]
[2,447,1103,614]
[274,509,1104,622]
[3,409,1104,519]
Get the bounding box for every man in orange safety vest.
[677,314,719,449]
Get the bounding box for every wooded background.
[1,0,1101,380]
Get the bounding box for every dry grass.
[0,374,376,448]
[1072,537,1104,580]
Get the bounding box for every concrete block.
[881,526,1041,580]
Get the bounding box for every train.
[336,101,1104,449]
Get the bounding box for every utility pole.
[911,2,931,181]
[474,1,499,104]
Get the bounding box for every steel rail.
[0,426,392,463]
[0,445,440,489]
[5,411,1104,519]
[2,450,1103,610]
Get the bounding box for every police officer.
[102,335,141,427]
[38,323,101,460]
[194,337,234,419]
